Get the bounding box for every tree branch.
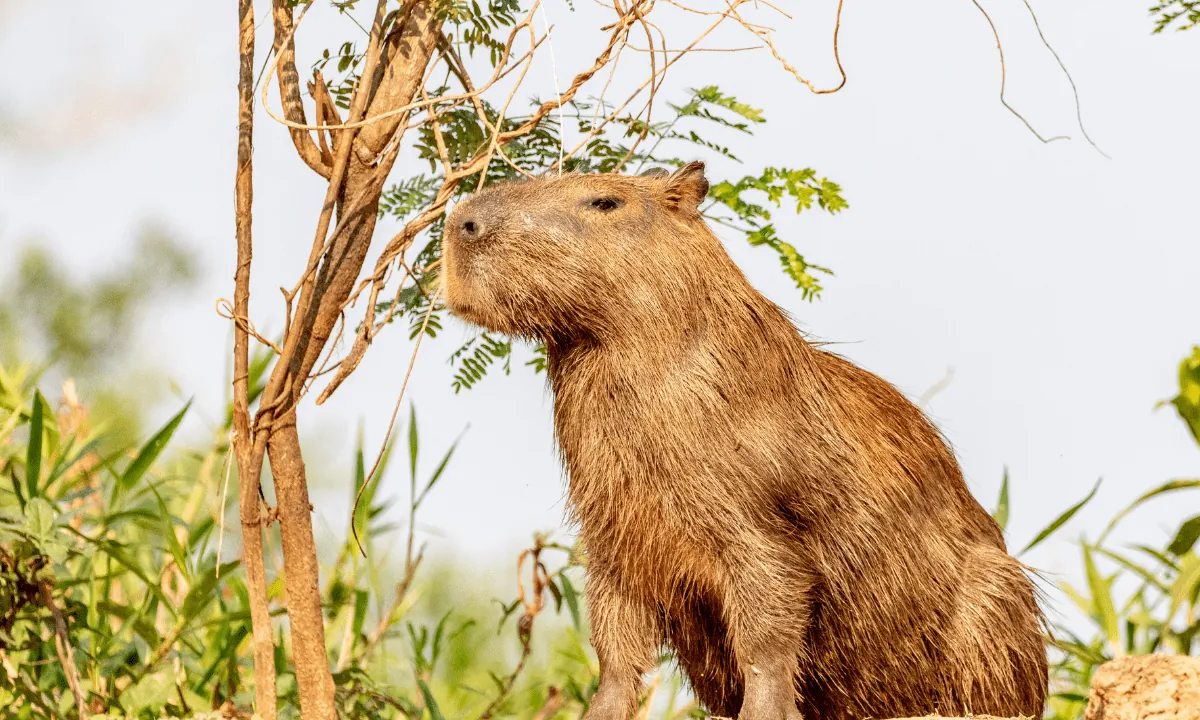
[272,0,333,177]
[233,1,278,717]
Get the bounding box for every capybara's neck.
[545,260,815,395]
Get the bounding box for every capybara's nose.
[457,214,485,242]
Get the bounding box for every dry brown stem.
[265,409,336,719]
[39,580,88,719]
[272,0,332,177]
[531,687,563,720]
[232,1,278,717]
[477,540,552,719]
[250,2,407,712]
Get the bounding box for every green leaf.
[67,528,178,616]
[1082,544,1120,650]
[992,467,1010,533]
[417,678,444,719]
[560,573,582,632]
[147,480,190,582]
[1097,478,1200,544]
[692,85,765,124]
[1093,546,1169,593]
[25,389,44,499]
[1168,554,1200,622]
[183,560,240,619]
[24,496,56,542]
[351,589,369,647]
[1132,544,1180,572]
[47,436,102,485]
[1020,478,1101,556]
[1167,346,1200,445]
[408,403,419,481]
[7,464,25,512]
[351,423,371,535]
[415,429,464,509]
[119,670,174,714]
[117,400,192,496]
[1168,515,1200,556]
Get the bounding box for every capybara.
[440,162,1048,720]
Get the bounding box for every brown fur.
[441,163,1048,720]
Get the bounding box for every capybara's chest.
[557,399,755,600]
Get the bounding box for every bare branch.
[272,0,333,177]
[233,1,278,716]
[970,0,1069,145]
[309,68,342,163]
[724,0,847,94]
[1017,0,1109,158]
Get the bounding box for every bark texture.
[266,409,334,717]
[1084,655,1200,720]
[234,0,277,717]
[247,4,444,719]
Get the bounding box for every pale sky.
[1,0,1197,624]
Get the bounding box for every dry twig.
[970,0,1069,144]
[39,580,89,719]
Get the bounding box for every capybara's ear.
[663,161,709,211]
[639,166,670,178]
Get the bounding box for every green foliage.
[992,467,1011,532]
[313,41,366,110]
[445,0,524,67]
[1164,346,1200,445]
[2,332,641,718]
[448,334,513,393]
[0,364,245,719]
[1149,1,1200,33]
[372,83,845,393]
[707,167,845,300]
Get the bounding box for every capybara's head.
[441,162,717,342]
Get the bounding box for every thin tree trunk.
[266,409,335,718]
[244,4,443,719]
[234,1,277,717]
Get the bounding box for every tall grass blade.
[1020,478,1101,556]
[993,467,1010,532]
[117,400,192,498]
[25,389,44,499]
[1097,478,1200,545]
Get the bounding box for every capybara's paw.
[734,700,801,720]
[735,701,802,720]
[738,669,802,720]
[582,685,635,720]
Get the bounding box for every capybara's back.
[441,162,1048,719]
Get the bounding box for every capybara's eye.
[589,197,622,212]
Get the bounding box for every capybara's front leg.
[725,541,813,720]
[582,572,659,720]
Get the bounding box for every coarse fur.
[440,163,1048,720]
